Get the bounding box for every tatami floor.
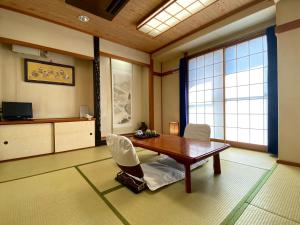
[0,146,299,225]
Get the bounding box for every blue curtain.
[179,57,188,136]
[266,26,278,155]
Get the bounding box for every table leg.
[184,163,191,193]
[213,153,221,175]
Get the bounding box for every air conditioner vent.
[106,0,128,15]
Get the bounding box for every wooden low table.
[130,135,230,193]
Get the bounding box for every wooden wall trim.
[0,117,95,125]
[210,138,267,152]
[153,68,179,77]
[0,37,94,60]
[276,19,300,34]
[149,59,154,129]
[100,51,150,67]
[151,0,269,54]
[277,159,300,168]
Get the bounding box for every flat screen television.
[2,102,33,120]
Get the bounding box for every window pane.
[205,102,213,113]
[250,115,264,129]
[250,84,264,97]
[237,71,249,86]
[225,46,236,61]
[189,81,197,92]
[225,87,237,99]
[197,91,204,102]
[214,88,223,102]
[205,90,213,102]
[189,103,197,113]
[197,67,205,80]
[250,99,264,114]
[214,50,223,63]
[237,56,249,72]
[214,101,223,114]
[249,37,263,54]
[238,85,249,98]
[197,56,204,67]
[214,114,223,126]
[250,129,264,145]
[205,65,214,78]
[225,73,237,87]
[205,53,213,65]
[215,126,224,139]
[238,100,249,114]
[205,78,213,90]
[226,114,237,127]
[210,127,215,138]
[190,91,197,102]
[214,76,223,89]
[197,114,205,124]
[197,103,205,113]
[189,113,197,123]
[189,69,196,81]
[238,114,250,128]
[205,113,214,126]
[238,128,250,143]
[196,79,205,91]
[226,100,237,114]
[264,52,268,67]
[225,60,236,75]
[226,128,237,141]
[189,58,196,69]
[250,68,263,84]
[250,53,263,69]
[237,42,249,58]
[214,63,223,76]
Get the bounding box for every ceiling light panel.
[137,0,217,38]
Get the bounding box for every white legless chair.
[184,124,211,141]
[157,124,211,171]
[106,134,185,191]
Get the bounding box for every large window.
[188,35,268,146]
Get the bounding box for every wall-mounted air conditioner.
[12,44,41,57]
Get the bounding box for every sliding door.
[188,35,268,147]
[188,49,224,139]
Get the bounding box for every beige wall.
[100,39,150,65]
[276,0,300,163]
[0,8,93,58]
[0,43,93,118]
[160,56,181,134]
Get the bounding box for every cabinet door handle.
[3,141,8,145]
[90,133,93,135]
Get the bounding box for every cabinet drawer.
[0,124,53,161]
[54,121,95,152]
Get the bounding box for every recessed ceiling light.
[78,15,90,22]
[137,0,217,38]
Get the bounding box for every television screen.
[2,102,33,120]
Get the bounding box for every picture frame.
[24,58,75,86]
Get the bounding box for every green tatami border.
[221,164,278,225]
[75,167,129,225]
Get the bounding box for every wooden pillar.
[93,36,101,146]
[149,58,154,130]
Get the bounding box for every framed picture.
[24,59,75,86]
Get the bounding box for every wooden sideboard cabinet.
[0,118,95,161]
[54,121,95,152]
[0,123,53,161]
